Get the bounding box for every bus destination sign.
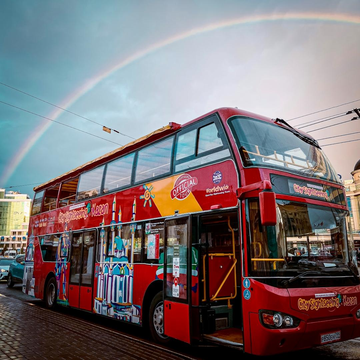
[270,174,346,205]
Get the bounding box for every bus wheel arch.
[149,290,171,344]
[44,273,57,309]
[142,281,171,344]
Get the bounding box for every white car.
[0,258,14,281]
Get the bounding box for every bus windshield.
[247,200,358,287]
[229,116,340,183]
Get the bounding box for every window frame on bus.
[39,232,62,262]
[76,165,105,201]
[143,220,165,264]
[173,114,231,173]
[42,184,60,212]
[58,177,79,208]
[103,152,135,195]
[31,190,44,216]
[68,229,97,286]
[134,135,175,185]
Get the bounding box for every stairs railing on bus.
[202,216,237,308]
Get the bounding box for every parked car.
[7,254,25,287]
[0,257,14,281]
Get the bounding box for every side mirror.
[259,190,277,226]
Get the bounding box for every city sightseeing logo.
[171,174,198,200]
[212,170,222,184]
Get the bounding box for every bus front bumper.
[249,312,360,356]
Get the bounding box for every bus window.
[103,153,134,193]
[82,232,95,285]
[31,191,44,215]
[70,233,82,283]
[197,122,224,154]
[77,165,105,200]
[175,121,230,172]
[132,224,143,263]
[135,136,174,183]
[175,129,196,161]
[43,185,60,212]
[40,234,60,261]
[165,218,188,300]
[58,177,79,207]
[99,225,133,263]
[144,221,164,263]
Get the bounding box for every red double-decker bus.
[23,107,360,356]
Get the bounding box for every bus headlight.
[260,310,300,329]
[273,313,283,328]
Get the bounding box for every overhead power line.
[5,182,42,189]
[0,81,135,139]
[287,98,360,121]
[0,100,122,146]
[317,131,360,142]
[321,138,360,147]
[296,112,348,129]
[297,108,359,129]
[306,115,360,133]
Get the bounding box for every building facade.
[0,189,31,255]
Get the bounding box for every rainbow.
[2,12,360,187]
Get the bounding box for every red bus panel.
[164,300,190,344]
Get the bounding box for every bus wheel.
[149,291,171,344]
[44,277,57,309]
[7,274,14,288]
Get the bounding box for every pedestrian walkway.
[0,292,193,360]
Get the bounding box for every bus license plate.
[321,331,341,344]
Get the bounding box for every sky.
[0,0,360,199]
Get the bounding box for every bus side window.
[103,153,134,193]
[174,118,230,172]
[31,191,44,215]
[144,221,164,264]
[43,185,60,212]
[135,136,174,183]
[132,224,143,263]
[40,234,60,261]
[77,165,105,200]
[59,177,79,207]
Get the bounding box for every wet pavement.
[0,284,194,360]
[1,283,360,359]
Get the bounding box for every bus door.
[163,216,191,344]
[199,211,242,337]
[68,230,96,311]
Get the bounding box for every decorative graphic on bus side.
[58,202,109,224]
[140,184,155,207]
[171,174,198,200]
[55,223,70,305]
[93,196,139,323]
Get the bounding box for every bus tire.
[44,277,57,309]
[149,291,171,345]
[7,274,14,288]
